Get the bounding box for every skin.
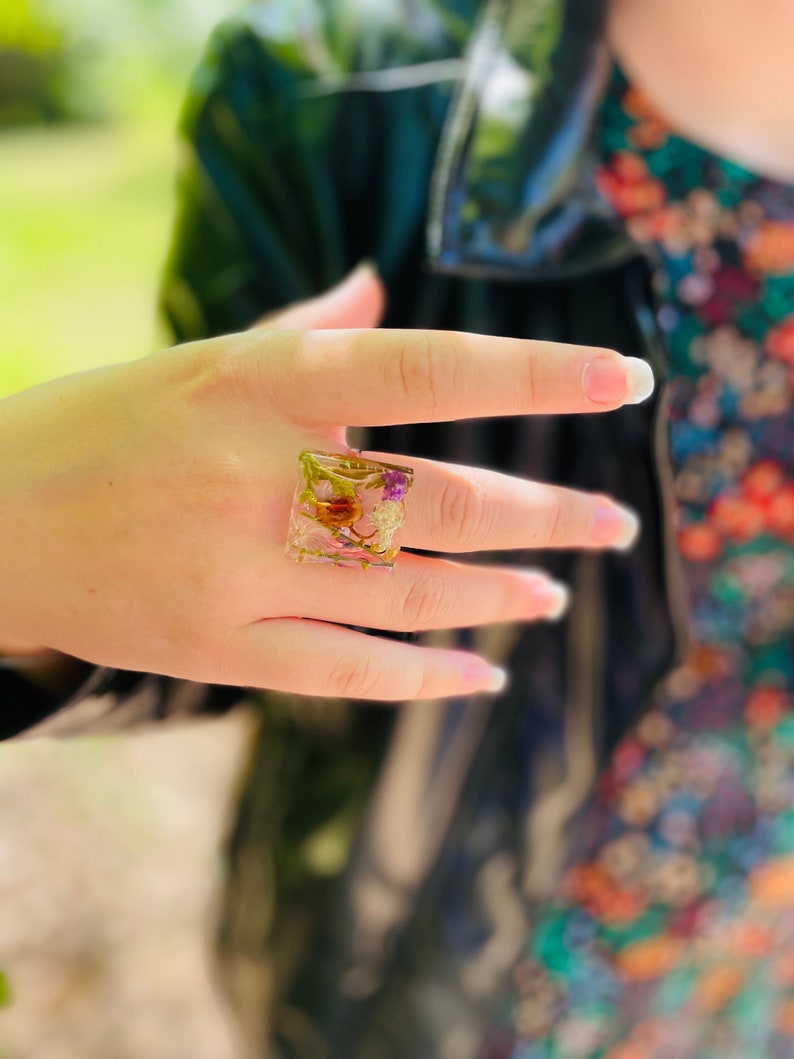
[0,267,649,701]
[608,0,794,180]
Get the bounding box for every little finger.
[223,618,507,700]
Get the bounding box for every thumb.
[254,262,386,330]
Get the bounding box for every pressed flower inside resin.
[286,451,414,569]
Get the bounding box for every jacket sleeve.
[159,8,464,339]
[161,19,350,340]
[0,662,241,741]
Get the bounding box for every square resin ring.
[286,450,414,569]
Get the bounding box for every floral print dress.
[483,71,794,1059]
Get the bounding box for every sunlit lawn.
[0,102,181,396]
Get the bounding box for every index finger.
[258,329,655,426]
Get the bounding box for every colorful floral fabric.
[482,71,794,1059]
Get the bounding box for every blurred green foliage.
[0,0,71,124]
[0,0,238,125]
[0,0,238,394]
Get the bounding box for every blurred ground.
[0,711,254,1059]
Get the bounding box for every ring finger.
[365,452,640,553]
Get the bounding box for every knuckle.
[185,331,282,412]
[327,652,383,700]
[522,350,538,408]
[179,449,252,521]
[181,614,255,686]
[409,670,439,701]
[399,572,452,630]
[412,660,457,701]
[178,338,238,403]
[529,494,565,547]
[393,332,433,401]
[389,332,450,412]
[437,476,493,550]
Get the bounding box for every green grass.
[0,104,181,396]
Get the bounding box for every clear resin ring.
[287,450,414,569]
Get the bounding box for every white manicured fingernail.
[531,579,570,620]
[463,663,509,694]
[624,358,655,404]
[484,666,509,693]
[583,355,655,406]
[591,501,641,550]
[353,258,379,279]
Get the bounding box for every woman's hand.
[0,267,653,701]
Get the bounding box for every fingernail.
[465,663,509,694]
[353,258,379,278]
[624,358,655,404]
[583,356,655,406]
[591,501,641,551]
[528,578,570,621]
[484,666,509,693]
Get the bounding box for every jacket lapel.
[428,0,634,277]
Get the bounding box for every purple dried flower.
[381,469,408,501]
